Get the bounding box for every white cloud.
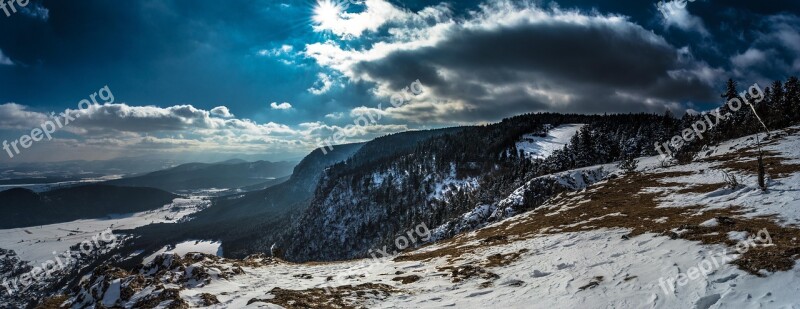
[731,48,768,69]
[726,14,800,82]
[257,44,295,57]
[324,112,344,119]
[657,0,710,36]
[0,103,50,129]
[768,15,800,54]
[210,106,235,118]
[0,102,361,160]
[270,102,293,110]
[308,73,334,95]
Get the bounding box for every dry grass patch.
[34,296,69,309]
[485,249,529,267]
[701,128,800,179]
[248,283,400,309]
[199,293,220,306]
[438,264,499,283]
[392,275,421,284]
[398,170,800,275]
[674,183,728,194]
[709,151,800,179]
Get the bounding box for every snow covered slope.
[143,240,223,264]
[516,124,585,159]
[51,127,800,308]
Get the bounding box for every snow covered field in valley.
[0,196,210,264]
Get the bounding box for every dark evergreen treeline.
[281,113,685,261]
[673,76,800,155]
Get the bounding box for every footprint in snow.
[712,273,737,283]
[694,293,721,309]
[466,290,493,297]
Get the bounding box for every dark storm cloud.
[351,9,718,119]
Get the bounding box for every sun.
[312,0,344,27]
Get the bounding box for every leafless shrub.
[722,171,740,190]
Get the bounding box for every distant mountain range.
[0,158,183,180]
[0,185,178,229]
[105,160,296,192]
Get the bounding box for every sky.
[0,0,798,163]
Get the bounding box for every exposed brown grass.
[34,295,69,309]
[708,151,800,179]
[247,283,400,309]
[199,293,220,306]
[485,249,529,267]
[438,264,499,283]
[674,183,727,194]
[392,275,421,284]
[397,169,800,275]
[701,128,800,179]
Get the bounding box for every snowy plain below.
[0,196,210,264]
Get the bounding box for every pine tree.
[770,80,786,126]
[663,109,674,120]
[761,86,772,116]
[785,76,800,121]
[722,79,739,101]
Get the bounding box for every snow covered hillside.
[516,124,585,159]
[52,127,800,308]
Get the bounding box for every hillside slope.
[55,127,800,308]
[281,113,681,262]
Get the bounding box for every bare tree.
[745,97,770,192]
